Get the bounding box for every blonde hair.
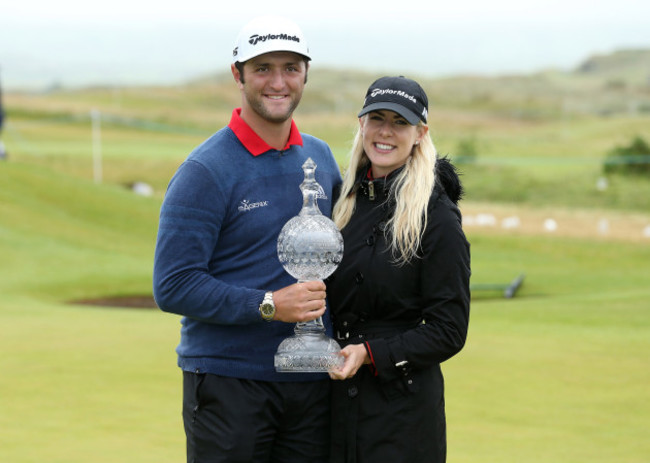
[332,118,437,265]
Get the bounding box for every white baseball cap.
[232,16,311,64]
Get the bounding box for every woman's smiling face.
[360,110,427,178]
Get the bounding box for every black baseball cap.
[358,76,428,125]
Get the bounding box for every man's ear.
[231,63,244,87]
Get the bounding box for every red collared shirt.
[227,108,303,156]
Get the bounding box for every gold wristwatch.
[259,291,275,321]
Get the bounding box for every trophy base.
[274,332,344,373]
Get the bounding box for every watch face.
[260,303,274,319]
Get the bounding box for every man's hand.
[272,280,327,323]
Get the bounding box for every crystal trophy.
[274,158,345,372]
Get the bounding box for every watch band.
[259,291,275,321]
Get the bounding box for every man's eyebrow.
[250,59,302,67]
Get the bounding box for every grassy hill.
[5,48,650,212]
[575,48,650,85]
[0,161,160,304]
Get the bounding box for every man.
[153,16,341,463]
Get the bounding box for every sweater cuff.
[248,289,267,322]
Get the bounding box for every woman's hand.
[329,343,370,380]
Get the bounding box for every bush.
[603,135,650,176]
[454,136,479,164]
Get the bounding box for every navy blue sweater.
[153,117,342,382]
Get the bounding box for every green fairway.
[1,160,648,463]
[446,236,650,463]
[0,299,185,463]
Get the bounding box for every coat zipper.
[368,180,375,201]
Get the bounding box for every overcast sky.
[1,0,649,89]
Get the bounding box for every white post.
[91,108,102,184]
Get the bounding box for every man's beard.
[245,93,302,124]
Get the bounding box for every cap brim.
[233,45,311,64]
[358,102,421,125]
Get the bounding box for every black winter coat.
[327,158,471,463]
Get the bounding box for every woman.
[326,76,471,463]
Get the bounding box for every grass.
[1,72,649,462]
[446,234,650,463]
[2,158,649,463]
[1,202,648,462]
[447,293,649,462]
[0,299,184,463]
[6,87,650,211]
[0,161,158,301]
[1,161,183,462]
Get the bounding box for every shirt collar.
[228,108,303,156]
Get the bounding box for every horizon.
[1,0,649,91]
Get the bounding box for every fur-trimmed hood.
[435,156,464,205]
